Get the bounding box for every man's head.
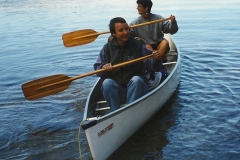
[109,17,127,35]
[109,17,129,45]
[136,0,153,14]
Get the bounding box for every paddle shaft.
[40,54,154,89]
[62,18,171,47]
[72,18,171,39]
[22,54,154,100]
[130,18,171,28]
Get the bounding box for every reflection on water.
[1,0,240,159]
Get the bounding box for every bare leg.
[145,44,153,51]
[157,39,170,58]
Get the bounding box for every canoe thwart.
[163,62,177,65]
[97,101,107,104]
[95,107,111,112]
[95,101,126,112]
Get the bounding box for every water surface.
[1,0,240,159]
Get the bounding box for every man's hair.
[109,17,127,35]
[137,0,153,13]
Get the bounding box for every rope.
[78,118,98,160]
[78,120,85,160]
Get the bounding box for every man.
[94,17,163,111]
[130,0,179,58]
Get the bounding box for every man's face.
[113,22,129,44]
[137,4,148,15]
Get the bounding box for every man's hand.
[102,63,113,71]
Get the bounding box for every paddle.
[22,54,154,100]
[62,18,171,47]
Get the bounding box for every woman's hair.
[137,0,153,13]
[109,17,127,35]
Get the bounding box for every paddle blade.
[22,74,72,101]
[62,29,98,47]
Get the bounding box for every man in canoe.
[130,0,178,59]
[94,17,165,112]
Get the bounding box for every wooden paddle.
[22,54,154,100]
[62,18,171,47]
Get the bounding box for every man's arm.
[93,46,108,77]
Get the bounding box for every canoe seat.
[165,50,178,66]
[167,50,177,56]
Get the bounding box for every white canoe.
[82,34,181,160]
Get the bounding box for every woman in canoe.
[130,0,179,59]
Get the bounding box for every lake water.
[1,0,240,159]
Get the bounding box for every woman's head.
[137,0,153,13]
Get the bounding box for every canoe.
[81,34,181,160]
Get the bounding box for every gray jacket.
[130,13,178,45]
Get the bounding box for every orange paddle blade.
[62,29,109,47]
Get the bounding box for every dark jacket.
[94,37,164,87]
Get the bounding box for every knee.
[158,39,170,51]
[102,79,114,90]
[128,76,146,87]
[162,39,169,47]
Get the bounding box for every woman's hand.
[170,14,176,23]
